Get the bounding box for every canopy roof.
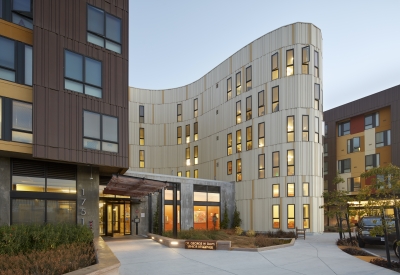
[103,174,167,197]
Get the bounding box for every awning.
[103,174,167,197]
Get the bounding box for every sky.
[129,0,400,111]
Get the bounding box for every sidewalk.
[106,232,398,275]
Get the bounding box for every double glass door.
[99,202,131,236]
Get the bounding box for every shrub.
[370,258,400,268]
[254,235,291,247]
[220,202,230,229]
[336,237,357,247]
[232,206,242,228]
[163,229,229,240]
[235,227,243,236]
[263,230,296,238]
[246,230,256,237]
[342,247,372,256]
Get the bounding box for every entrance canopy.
[103,174,167,197]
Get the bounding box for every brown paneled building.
[0,0,129,236]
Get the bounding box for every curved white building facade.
[129,22,324,233]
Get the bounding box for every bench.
[296,227,306,240]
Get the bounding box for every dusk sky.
[129,0,400,110]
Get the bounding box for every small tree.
[153,197,160,234]
[232,205,242,228]
[220,202,230,229]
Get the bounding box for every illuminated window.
[338,121,350,136]
[139,105,144,123]
[258,90,265,116]
[236,101,241,124]
[287,150,294,176]
[194,169,198,178]
[302,115,309,141]
[347,137,360,153]
[186,124,190,143]
[258,123,264,147]
[303,204,310,229]
[177,126,182,144]
[272,184,280,198]
[314,51,319,77]
[287,116,294,142]
[286,49,294,76]
[177,104,182,122]
[194,122,198,141]
[236,71,241,96]
[302,46,310,74]
[258,154,265,179]
[236,130,241,153]
[366,154,379,170]
[347,177,361,192]
[194,98,198,118]
[315,117,319,143]
[139,128,144,145]
[338,159,350,173]
[303,183,309,197]
[287,204,295,229]
[314,83,320,110]
[287,183,295,197]
[271,52,279,80]
[376,130,391,147]
[272,86,279,112]
[227,161,232,175]
[177,171,182,177]
[246,66,252,91]
[186,171,190,177]
[194,146,198,165]
[236,159,242,182]
[246,96,252,121]
[272,151,279,177]
[365,113,379,130]
[227,77,232,100]
[227,133,232,155]
[186,148,190,166]
[246,126,252,150]
[273,205,280,229]
[139,150,145,168]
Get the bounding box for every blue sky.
[129,0,400,110]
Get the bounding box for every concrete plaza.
[106,233,397,275]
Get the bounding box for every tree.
[220,202,230,229]
[232,205,242,228]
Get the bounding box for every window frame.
[287,149,295,176]
[246,96,252,121]
[338,158,351,174]
[236,159,242,182]
[314,83,320,110]
[194,98,198,118]
[227,133,232,155]
[258,122,264,148]
[347,177,361,192]
[286,49,294,76]
[365,113,379,130]
[139,127,144,146]
[236,100,241,124]
[258,90,265,116]
[303,204,310,229]
[338,121,350,136]
[315,117,319,143]
[376,130,391,148]
[324,143,328,157]
[227,161,232,175]
[177,126,182,144]
[272,86,279,112]
[271,52,279,80]
[347,137,360,153]
[258,154,265,179]
[11,99,33,144]
[185,124,190,143]
[185,147,190,166]
[246,66,252,91]
[236,71,242,96]
[139,150,145,168]
[287,116,294,142]
[194,122,198,141]
[314,50,319,77]
[302,115,309,141]
[227,77,232,100]
[303,183,309,197]
[236,130,241,153]
[246,126,252,151]
[194,169,198,178]
[287,183,295,197]
[287,204,295,229]
[302,46,310,74]
[194,145,198,165]
[139,105,144,123]
[177,104,182,122]
[272,151,280,177]
[365,154,380,171]
[272,204,280,229]
[272,184,280,198]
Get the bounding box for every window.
[324,143,328,157]
[258,123,264,147]
[177,126,182,144]
[185,124,191,143]
[273,151,279,177]
[87,5,122,54]
[236,71,241,95]
[186,148,190,166]
[324,180,328,191]
[376,130,391,147]
[139,128,144,145]
[314,84,320,110]
[338,159,351,173]
[315,117,319,143]
[227,77,232,100]
[303,205,310,229]
[194,169,198,178]
[194,146,198,165]
[236,101,241,124]
[246,96,252,120]
[246,126,252,150]
[287,116,294,142]
[325,124,328,137]
[177,171,182,177]
[347,137,360,153]
[227,133,232,155]
[347,177,361,192]
[273,205,280,229]
[286,49,294,76]
[258,154,265,179]
[194,122,198,141]
[287,150,294,176]
[227,161,232,175]
[338,121,350,136]
[139,150,145,168]
[272,185,280,198]
[83,111,118,152]
[236,130,241,153]
[324,161,328,175]
[0,37,32,85]
[246,66,252,91]
[302,46,310,74]
[186,171,190,177]
[64,50,102,98]
[302,115,309,141]
[314,51,319,77]
[177,104,182,122]
[139,105,144,123]
[366,154,379,170]
[303,183,309,197]
[194,98,198,118]
[287,204,295,229]
[287,183,295,197]
[271,52,279,80]
[258,90,265,116]
[12,100,32,143]
[272,86,279,112]
[236,159,242,182]
[12,0,33,29]
[365,113,379,129]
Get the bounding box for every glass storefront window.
[47,178,76,193]
[193,206,220,230]
[12,176,45,192]
[47,200,76,224]
[164,189,181,200]
[208,193,220,202]
[164,205,181,232]
[12,199,45,224]
[194,192,207,201]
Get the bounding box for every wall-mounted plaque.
[184,240,216,250]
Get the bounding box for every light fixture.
[171,241,178,245]
[159,239,163,242]
[90,166,93,180]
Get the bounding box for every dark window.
[314,51,319,77]
[287,150,294,176]
[177,126,182,144]
[64,50,102,98]
[246,96,252,120]
[236,71,241,95]
[314,84,320,110]
[302,115,309,141]
[324,161,328,175]
[347,177,361,192]
[246,126,252,150]
[194,122,198,141]
[12,100,32,143]
[376,130,390,147]
[324,143,328,157]
[302,46,310,74]
[194,98,198,118]
[236,130,241,153]
[87,5,122,54]
[177,104,182,122]
[325,124,328,137]
[286,49,294,76]
[272,86,279,112]
[338,159,351,173]
[236,159,242,182]
[258,90,265,116]
[273,151,279,177]
[287,116,294,142]
[338,121,350,136]
[139,105,144,123]
[12,0,33,29]
[139,128,144,145]
[246,66,252,91]
[258,154,265,179]
[347,137,360,153]
[365,154,379,170]
[83,110,118,153]
[236,100,241,124]
[365,113,379,130]
[315,117,319,143]
[227,133,232,155]
[227,77,232,100]
[258,122,264,147]
[271,52,279,80]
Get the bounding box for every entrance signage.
[81,189,87,225]
[184,240,217,250]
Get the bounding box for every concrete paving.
[106,233,398,275]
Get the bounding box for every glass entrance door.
[102,202,131,236]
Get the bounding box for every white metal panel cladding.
[128,23,323,232]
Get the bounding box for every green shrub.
[254,235,290,247]
[232,205,242,228]
[235,227,243,236]
[220,202,230,229]
[246,230,256,237]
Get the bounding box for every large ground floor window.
[164,205,180,232]
[193,205,220,230]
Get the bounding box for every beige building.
[128,22,324,233]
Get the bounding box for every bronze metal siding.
[32,0,129,169]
